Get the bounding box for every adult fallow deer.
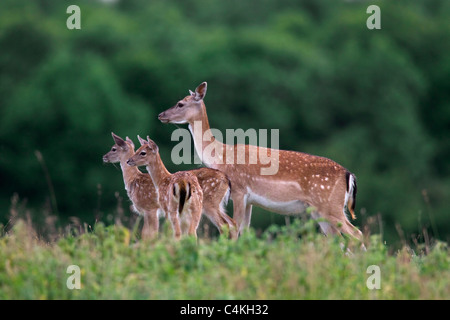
[158,82,363,244]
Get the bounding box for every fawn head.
[158,82,207,125]
[127,135,159,167]
[103,132,135,163]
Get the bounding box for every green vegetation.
[0,218,448,300]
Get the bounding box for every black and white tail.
[173,181,192,215]
[344,171,357,220]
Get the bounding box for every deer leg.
[324,182,365,243]
[311,211,340,236]
[188,207,201,239]
[327,188,365,248]
[232,193,252,236]
[241,203,253,234]
[314,209,366,251]
[201,205,221,230]
[219,205,238,240]
[141,214,150,240]
[180,217,190,236]
[341,220,363,240]
[188,221,198,238]
[231,194,244,230]
[202,204,238,239]
[142,209,159,240]
[342,220,366,250]
[169,210,182,240]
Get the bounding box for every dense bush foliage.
[0,0,449,245]
[0,219,448,299]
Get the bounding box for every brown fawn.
[127,136,202,239]
[158,82,363,244]
[129,136,236,240]
[103,132,160,240]
[130,136,237,239]
[130,135,237,239]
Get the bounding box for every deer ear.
[137,135,148,146]
[189,90,195,96]
[194,82,207,101]
[111,132,127,148]
[147,136,159,153]
[125,136,135,150]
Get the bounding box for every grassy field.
[0,217,448,300]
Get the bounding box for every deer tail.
[345,171,357,220]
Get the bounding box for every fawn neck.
[119,154,141,189]
[146,153,171,187]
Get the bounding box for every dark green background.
[0,0,448,245]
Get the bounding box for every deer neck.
[120,156,141,190]
[146,154,170,187]
[188,103,224,168]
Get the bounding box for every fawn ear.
[125,136,135,150]
[147,136,159,153]
[137,135,148,146]
[193,82,207,101]
[111,132,127,148]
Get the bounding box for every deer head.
[103,132,135,163]
[126,135,159,167]
[158,82,207,125]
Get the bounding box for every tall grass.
[0,211,448,300]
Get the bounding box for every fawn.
[135,136,237,239]
[103,132,160,240]
[127,136,205,239]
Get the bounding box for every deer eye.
[140,151,147,156]
[177,102,184,108]
[112,147,117,152]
